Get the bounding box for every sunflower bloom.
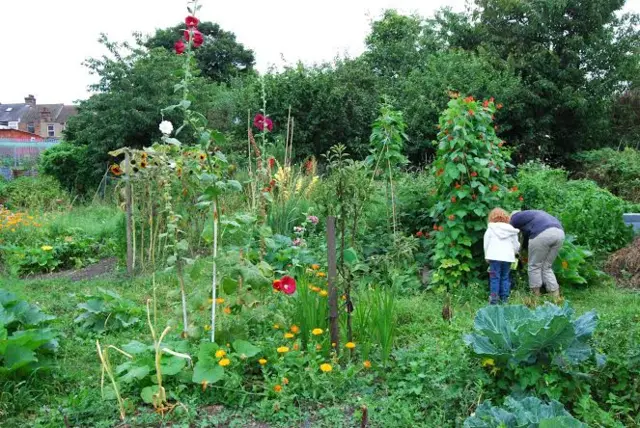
[218,358,230,367]
[320,363,332,373]
[312,328,323,336]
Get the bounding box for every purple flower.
[307,215,319,225]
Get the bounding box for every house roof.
[0,104,31,122]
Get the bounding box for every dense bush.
[38,143,91,194]
[518,162,634,254]
[0,175,69,211]
[573,148,640,203]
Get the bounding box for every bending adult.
[510,210,565,297]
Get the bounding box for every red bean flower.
[185,16,199,28]
[280,276,297,295]
[175,40,185,55]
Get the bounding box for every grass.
[2,270,639,427]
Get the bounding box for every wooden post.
[125,151,134,275]
[327,216,339,353]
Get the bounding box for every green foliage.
[38,143,91,194]
[0,290,58,377]
[146,21,255,83]
[518,162,634,254]
[573,147,640,203]
[0,175,69,211]
[74,288,142,333]
[464,396,585,427]
[431,96,517,290]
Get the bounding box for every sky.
[1,0,638,105]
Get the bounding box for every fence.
[0,139,60,180]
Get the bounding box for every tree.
[146,21,255,83]
[64,35,215,187]
[437,0,640,159]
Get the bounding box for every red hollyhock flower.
[280,276,297,295]
[272,279,282,292]
[193,31,204,48]
[175,40,185,55]
[464,96,474,103]
[253,114,274,132]
[185,16,199,28]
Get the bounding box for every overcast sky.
[1,0,638,105]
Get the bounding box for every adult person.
[510,210,565,297]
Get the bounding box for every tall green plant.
[430,95,516,290]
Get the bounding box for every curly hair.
[488,207,510,224]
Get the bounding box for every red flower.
[448,215,455,221]
[416,231,424,238]
[464,96,474,103]
[491,185,499,192]
[438,226,444,232]
[511,186,518,192]
[253,114,273,132]
[497,103,503,109]
[193,31,204,48]
[185,16,199,28]
[280,276,297,295]
[270,179,276,187]
[490,97,495,103]
[470,171,478,177]
[455,182,461,189]
[451,196,457,203]
[272,279,282,292]
[483,100,489,108]
[519,196,524,202]
[268,157,276,169]
[433,225,438,231]
[468,110,475,116]
[174,40,185,55]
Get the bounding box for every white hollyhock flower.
[159,120,173,135]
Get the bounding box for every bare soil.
[28,257,119,282]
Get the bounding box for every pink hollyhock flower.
[254,114,274,132]
[280,276,297,294]
[175,40,185,55]
[185,16,199,28]
[307,215,319,225]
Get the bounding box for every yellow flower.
[311,264,320,270]
[282,377,289,385]
[331,342,337,348]
[481,358,495,368]
[204,325,211,331]
[345,342,356,349]
[312,328,323,336]
[319,290,328,297]
[223,306,231,315]
[320,363,332,373]
[316,272,326,278]
[311,286,321,292]
[41,245,53,251]
[259,358,267,365]
[216,297,225,304]
[363,360,372,369]
[277,346,290,354]
[215,350,226,359]
[274,384,282,393]
[341,295,347,301]
[561,260,569,269]
[290,325,300,334]
[218,358,230,367]
[284,333,294,339]
[315,344,322,351]
[273,323,280,329]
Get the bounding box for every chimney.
[40,107,51,122]
[25,94,36,106]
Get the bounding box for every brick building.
[0,95,77,139]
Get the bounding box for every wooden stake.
[125,151,133,275]
[327,216,339,353]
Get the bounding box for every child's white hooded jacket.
[484,222,520,263]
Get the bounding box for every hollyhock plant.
[280,276,297,294]
[307,215,319,225]
[185,16,199,28]
[174,40,185,55]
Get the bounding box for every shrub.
[38,143,92,194]
[430,95,518,290]
[573,147,640,203]
[0,175,70,211]
[0,290,58,377]
[518,162,634,254]
[464,396,585,427]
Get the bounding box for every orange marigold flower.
[274,384,282,393]
[311,264,320,270]
[223,306,231,315]
[290,325,300,334]
[218,358,230,367]
[562,260,569,269]
[312,328,323,336]
[283,377,289,385]
[363,360,372,369]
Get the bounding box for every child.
[484,208,520,304]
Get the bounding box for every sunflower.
[110,164,123,176]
